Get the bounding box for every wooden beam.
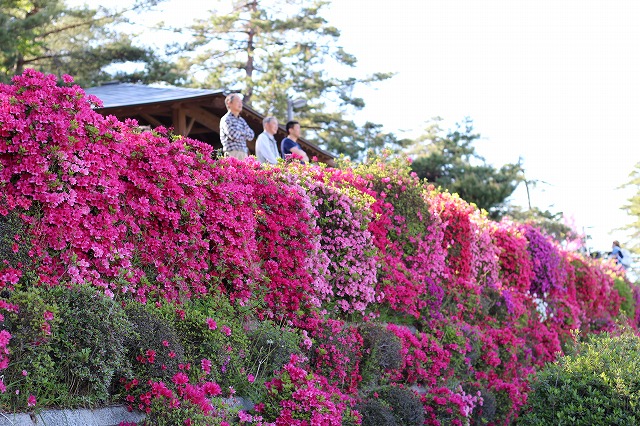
[186,117,196,135]
[140,113,163,128]
[172,105,187,136]
[183,105,221,133]
[211,97,226,109]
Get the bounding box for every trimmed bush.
[0,284,132,409]
[469,387,496,426]
[378,385,425,426]
[359,323,402,390]
[0,287,60,410]
[160,295,250,391]
[49,285,133,402]
[356,398,397,426]
[0,210,33,272]
[519,331,640,425]
[245,320,302,378]
[123,302,185,381]
[614,277,636,320]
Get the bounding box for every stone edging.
[0,405,145,426]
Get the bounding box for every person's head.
[225,93,243,115]
[613,240,621,248]
[262,116,278,135]
[286,121,301,139]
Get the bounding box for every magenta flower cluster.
[0,70,636,425]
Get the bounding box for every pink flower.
[221,325,231,336]
[21,370,28,376]
[41,322,51,335]
[206,318,217,330]
[43,311,54,321]
[201,358,211,374]
[202,381,221,396]
[172,372,189,386]
[247,374,255,383]
[28,394,36,407]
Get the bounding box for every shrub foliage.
[0,70,637,424]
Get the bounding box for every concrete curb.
[0,405,145,426]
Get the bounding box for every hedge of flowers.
[0,70,638,425]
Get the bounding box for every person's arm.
[289,146,309,162]
[224,115,252,143]
[242,119,255,140]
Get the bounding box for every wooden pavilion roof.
[84,83,335,164]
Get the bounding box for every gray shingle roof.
[84,83,223,109]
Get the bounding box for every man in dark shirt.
[281,121,309,163]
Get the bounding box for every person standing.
[611,240,631,270]
[255,116,280,164]
[281,121,309,163]
[219,93,254,160]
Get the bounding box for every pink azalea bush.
[0,70,638,424]
[348,156,447,319]
[256,354,360,426]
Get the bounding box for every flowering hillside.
[0,70,637,425]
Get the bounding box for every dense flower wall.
[0,70,637,425]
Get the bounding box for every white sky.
[70,0,640,251]
[325,0,640,252]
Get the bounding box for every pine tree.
[620,163,640,252]
[0,0,176,86]
[171,0,403,159]
[409,117,523,218]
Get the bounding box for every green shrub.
[159,294,250,391]
[0,284,132,409]
[377,385,425,426]
[123,302,185,381]
[468,387,496,426]
[244,320,301,382]
[142,397,210,426]
[0,210,33,272]
[48,285,133,403]
[519,331,640,425]
[356,398,397,426]
[0,287,60,410]
[613,277,635,320]
[359,323,402,390]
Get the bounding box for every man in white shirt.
[255,116,280,164]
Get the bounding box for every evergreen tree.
[410,117,523,218]
[0,0,176,86]
[506,207,580,246]
[171,0,403,159]
[620,163,640,252]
